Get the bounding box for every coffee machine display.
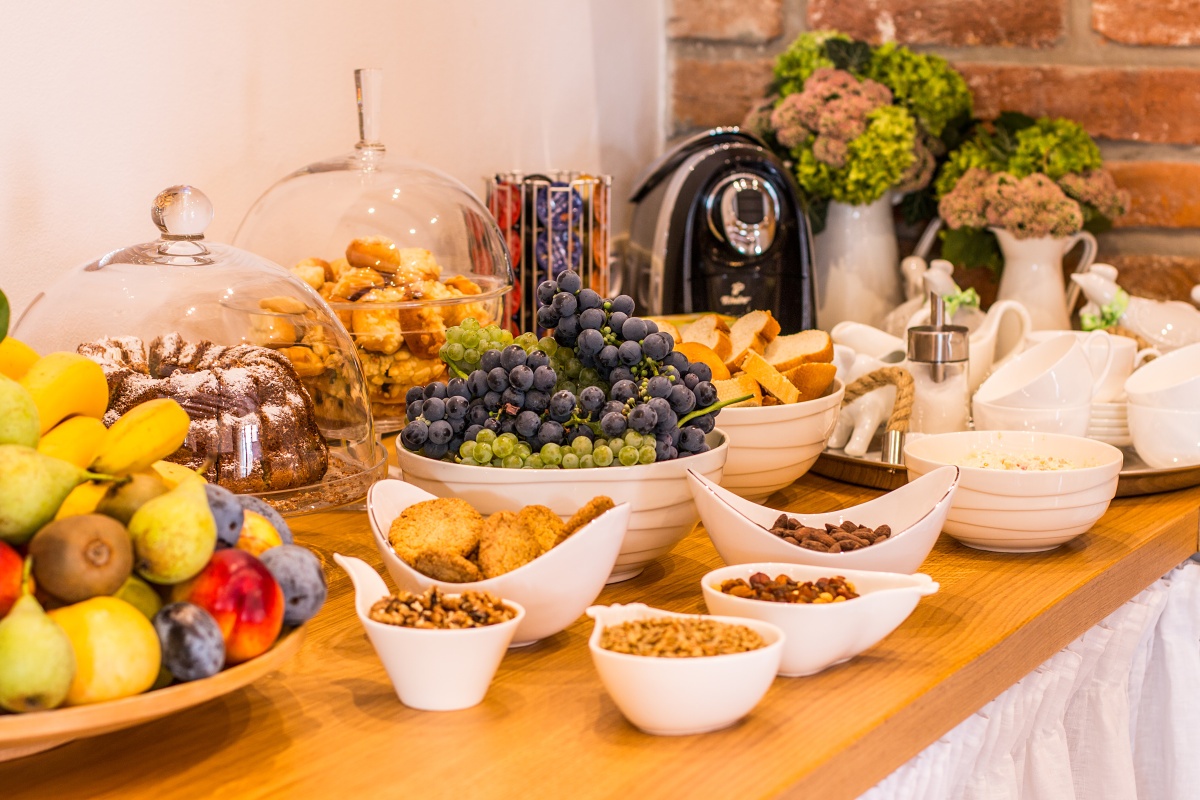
[624,128,816,333]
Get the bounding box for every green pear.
[0,445,109,545]
[128,478,217,584]
[0,375,39,448]
[0,563,76,712]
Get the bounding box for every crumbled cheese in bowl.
[959,450,1086,471]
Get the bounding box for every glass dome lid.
[14,185,385,514]
[232,69,514,432]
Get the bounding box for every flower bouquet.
[936,114,1129,275]
[744,31,974,231]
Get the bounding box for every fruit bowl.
[393,430,729,582]
[366,479,629,645]
[0,624,305,762]
[715,380,844,502]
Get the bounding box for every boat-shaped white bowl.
[688,466,959,574]
[586,603,783,736]
[367,479,629,646]
[715,380,844,502]
[393,430,728,582]
[904,431,1122,552]
[701,563,938,676]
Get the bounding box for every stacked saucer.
[1087,399,1130,446]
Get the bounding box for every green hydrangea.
[794,105,917,206]
[1007,119,1102,180]
[863,43,972,138]
[773,31,847,97]
[934,137,1004,197]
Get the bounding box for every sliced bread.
[682,314,732,362]
[764,329,834,372]
[713,373,762,407]
[783,362,838,402]
[725,310,781,369]
[738,351,799,404]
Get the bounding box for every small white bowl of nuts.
[585,603,783,736]
[701,563,937,677]
[334,554,525,711]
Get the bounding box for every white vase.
[813,195,900,330]
[992,227,1097,331]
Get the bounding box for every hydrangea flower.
[940,169,1084,239]
[1059,170,1130,221]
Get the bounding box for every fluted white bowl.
[715,380,844,502]
[688,466,958,574]
[394,431,728,582]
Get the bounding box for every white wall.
[0,0,664,320]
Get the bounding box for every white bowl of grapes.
[392,270,742,582]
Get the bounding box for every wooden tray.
[0,625,305,762]
[813,445,1200,498]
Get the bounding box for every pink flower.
[938,168,991,229]
[812,135,849,168]
[742,95,778,142]
[1058,170,1129,220]
[983,173,1083,238]
[895,137,935,194]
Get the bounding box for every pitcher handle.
[913,217,944,261]
[987,300,1034,363]
[1063,231,1099,314]
[1082,330,1116,398]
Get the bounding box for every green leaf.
[995,111,1037,136]
[823,39,872,74]
[938,111,976,153]
[0,289,8,343]
[899,188,939,227]
[940,227,1004,278]
[805,195,830,235]
[1081,205,1114,235]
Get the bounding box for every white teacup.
[1128,404,1200,469]
[1025,330,1158,403]
[1125,340,1200,409]
[975,333,1113,409]
[972,398,1091,437]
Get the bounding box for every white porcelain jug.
[907,299,1032,393]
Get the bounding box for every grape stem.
[442,357,470,380]
[678,394,753,426]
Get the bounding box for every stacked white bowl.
[1126,342,1200,468]
[1087,401,1130,447]
[904,431,1123,552]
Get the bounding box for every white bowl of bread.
[367,480,630,645]
[672,311,842,502]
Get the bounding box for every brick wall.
[667,0,1200,303]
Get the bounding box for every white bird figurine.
[1071,264,1200,352]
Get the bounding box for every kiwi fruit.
[29,515,133,603]
[97,471,169,525]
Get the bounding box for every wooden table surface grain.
[2,475,1196,800]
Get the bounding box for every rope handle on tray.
[840,366,915,435]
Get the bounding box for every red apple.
[172,549,284,665]
[0,542,21,618]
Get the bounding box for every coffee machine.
[624,128,816,332]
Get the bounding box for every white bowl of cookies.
[676,313,841,502]
[367,479,629,645]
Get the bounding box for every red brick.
[809,0,1064,47]
[1108,161,1200,228]
[672,57,774,132]
[1094,0,1200,45]
[958,63,1200,145]
[668,0,783,43]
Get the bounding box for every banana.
[54,481,110,520]
[90,398,191,476]
[37,416,109,468]
[19,352,109,434]
[150,460,206,489]
[0,337,40,381]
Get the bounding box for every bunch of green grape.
[456,429,655,469]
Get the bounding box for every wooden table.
[2,476,1197,800]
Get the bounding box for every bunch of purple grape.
[400,270,732,468]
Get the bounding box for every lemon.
[48,596,161,705]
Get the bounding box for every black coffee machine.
[624,128,817,332]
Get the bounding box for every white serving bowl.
[904,431,1123,552]
[972,398,1090,437]
[334,554,524,711]
[586,603,783,735]
[701,563,938,676]
[715,380,844,502]
[367,480,629,646]
[1128,403,1200,468]
[394,431,728,582]
[1124,340,1200,408]
[688,466,958,574]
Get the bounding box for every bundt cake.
[78,333,329,493]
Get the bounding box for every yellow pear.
[48,596,160,705]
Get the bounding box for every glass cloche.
[233,69,514,432]
[14,185,386,515]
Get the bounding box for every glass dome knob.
[152,185,214,239]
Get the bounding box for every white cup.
[975,333,1113,409]
[1128,404,1200,468]
[972,398,1091,437]
[1125,340,1200,409]
[1025,330,1159,403]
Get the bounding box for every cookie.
[564,496,615,536]
[388,498,483,566]
[478,510,542,578]
[412,550,484,583]
[517,505,568,553]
